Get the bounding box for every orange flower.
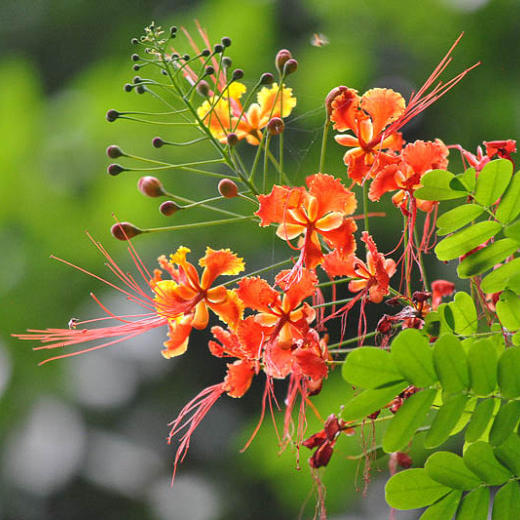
[154,246,245,358]
[344,232,396,303]
[331,87,405,183]
[369,139,449,212]
[256,173,357,270]
[197,81,296,145]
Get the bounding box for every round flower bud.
[232,69,244,80]
[221,37,232,48]
[106,145,123,159]
[111,222,143,240]
[260,72,275,85]
[275,49,292,74]
[222,57,232,69]
[283,58,298,76]
[201,48,211,57]
[218,178,239,198]
[226,133,239,147]
[324,86,349,116]
[152,137,164,148]
[136,85,146,94]
[205,66,215,76]
[138,176,166,198]
[170,26,178,37]
[133,76,142,84]
[106,109,119,122]
[267,117,285,135]
[131,54,140,62]
[213,43,224,54]
[132,64,140,72]
[107,164,125,176]
[160,201,181,216]
[182,54,190,61]
[131,38,139,45]
[196,80,211,97]
[124,83,133,92]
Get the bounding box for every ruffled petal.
[360,88,405,138]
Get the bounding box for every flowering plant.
[16,22,520,519]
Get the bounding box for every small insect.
[68,317,80,330]
[310,33,329,48]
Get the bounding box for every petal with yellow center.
[209,289,244,330]
[199,247,244,288]
[276,222,306,240]
[161,318,193,358]
[315,212,344,232]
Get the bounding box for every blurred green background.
[1,0,518,519]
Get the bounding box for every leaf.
[382,388,437,453]
[385,468,452,509]
[342,347,403,389]
[436,204,485,236]
[449,292,478,336]
[457,239,518,278]
[451,396,477,435]
[494,432,520,475]
[425,452,482,490]
[341,381,407,421]
[433,333,469,394]
[498,347,520,399]
[474,159,513,207]
[391,328,437,387]
[434,221,502,261]
[504,220,520,242]
[496,169,520,224]
[424,394,469,449]
[489,401,520,446]
[456,487,490,520]
[492,481,520,520]
[459,167,477,192]
[481,257,520,293]
[414,169,467,201]
[496,290,520,331]
[463,441,512,485]
[465,398,496,443]
[468,338,498,396]
[419,490,462,520]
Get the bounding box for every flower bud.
[160,200,181,216]
[221,37,232,48]
[182,54,190,61]
[124,83,133,92]
[138,176,166,198]
[131,54,140,62]
[213,43,224,54]
[232,69,244,80]
[222,57,232,69]
[201,48,211,57]
[205,66,215,76]
[106,109,120,122]
[226,133,239,147]
[260,72,275,85]
[107,163,125,176]
[152,137,164,148]
[132,64,140,72]
[283,58,298,76]
[396,452,413,469]
[131,38,139,45]
[170,26,177,38]
[267,117,285,135]
[106,145,124,159]
[111,222,143,240]
[218,178,238,198]
[275,49,292,74]
[196,80,211,97]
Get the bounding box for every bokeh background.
[1,0,519,519]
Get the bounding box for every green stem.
[319,118,330,172]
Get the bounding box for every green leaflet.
[433,333,469,394]
[414,169,467,201]
[498,347,520,399]
[496,290,520,331]
[341,347,403,389]
[465,399,496,443]
[449,292,478,335]
[436,204,484,236]
[382,388,437,453]
[481,257,520,293]
[459,167,477,192]
[494,433,520,475]
[489,401,520,446]
[341,381,407,421]
[457,239,518,278]
[468,338,498,396]
[390,328,437,387]
[424,393,469,449]
[450,396,477,436]
[504,220,520,242]
[425,451,482,490]
[419,490,462,520]
[463,441,512,485]
[496,169,520,224]
[474,159,513,207]
[456,487,490,520]
[385,468,452,509]
[492,481,520,520]
[435,221,502,261]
